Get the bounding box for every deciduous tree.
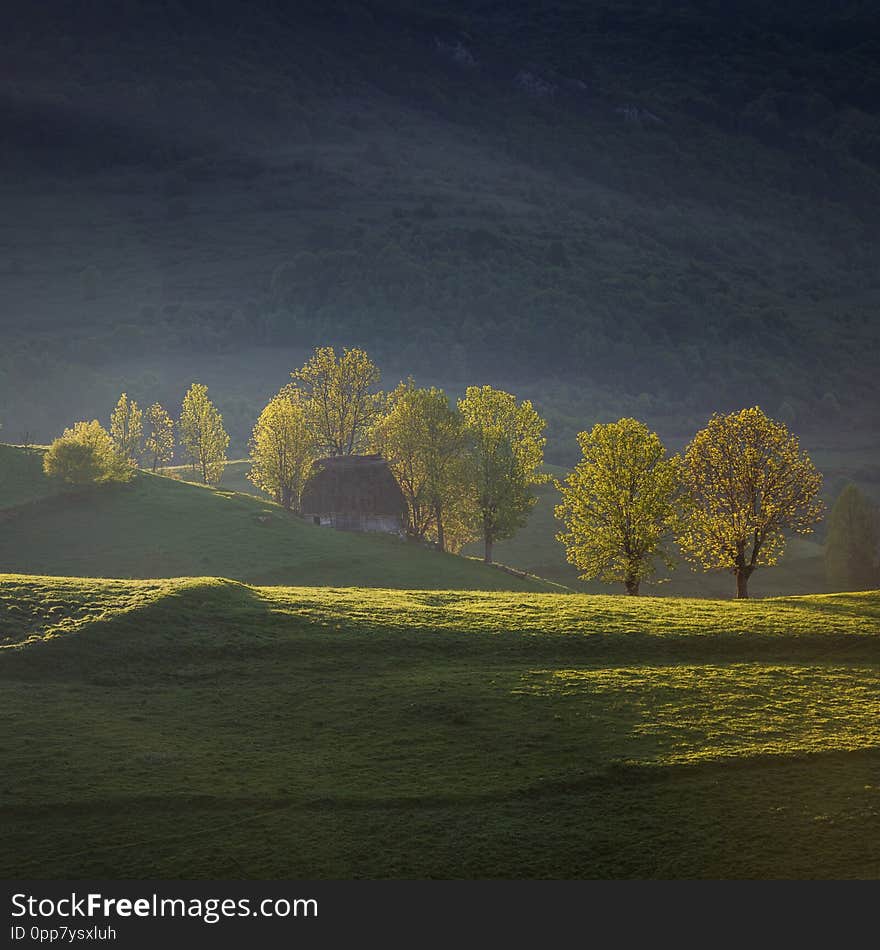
[678,407,824,598]
[371,380,470,549]
[292,346,382,456]
[824,484,879,590]
[178,383,229,486]
[458,385,546,564]
[249,390,317,511]
[110,393,143,461]
[143,403,175,472]
[555,418,682,595]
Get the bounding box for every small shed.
[300,454,407,536]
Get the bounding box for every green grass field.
[2,575,879,878]
[0,446,548,592]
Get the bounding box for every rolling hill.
[0,445,550,591]
[2,574,879,878]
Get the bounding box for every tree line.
[249,347,547,562]
[42,384,227,487]
[40,345,876,599]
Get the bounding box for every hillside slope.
[2,575,879,878]
[0,448,549,590]
[0,443,60,511]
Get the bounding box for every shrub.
[43,421,133,486]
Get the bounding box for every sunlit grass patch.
[518,664,880,764]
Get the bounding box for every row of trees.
[43,346,844,599]
[43,384,229,486]
[245,349,830,597]
[248,347,547,559]
[42,347,548,563]
[555,410,825,599]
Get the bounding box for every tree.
[248,389,317,511]
[824,484,879,590]
[292,346,382,456]
[110,393,143,461]
[458,385,547,564]
[555,418,682,595]
[371,380,470,549]
[678,407,824,598]
[143,403,175,472]
[178,383,229,486]
[43,420,133,485]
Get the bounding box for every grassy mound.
[2,575,879,878]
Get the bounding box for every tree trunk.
[735,569,750,599]
[624,576,640,596]
[435,505,445,553]
[484,537,493,564]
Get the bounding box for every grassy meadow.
[2,575,879,878]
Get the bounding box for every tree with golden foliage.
[678,407,824,598]
[555,418,682,595]
[143,403,175,472]
[178,383,229,486]
[458,385,547,564]
[43,420,133,486]
[292,346,382,456]
[110,393,143,462]
[248,389,317,511]
[371,379,471,550]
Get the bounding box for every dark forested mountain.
[2,1,879,469]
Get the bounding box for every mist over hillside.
[2,1,879,469]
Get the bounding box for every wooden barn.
[300,454,407,536]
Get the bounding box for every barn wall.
[330,512,403,535]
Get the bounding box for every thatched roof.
[300,454,407,517]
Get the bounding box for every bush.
[43,421,134,486]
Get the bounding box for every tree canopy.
[555,418,681,595]
[678,407,824,598]
[248,389,316,511]
[458,385,546,564]
[143,403,174,472]
[370,379,471,550]
[109,393,143,462]
[178,383,229,486]
[292,346,382,457]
